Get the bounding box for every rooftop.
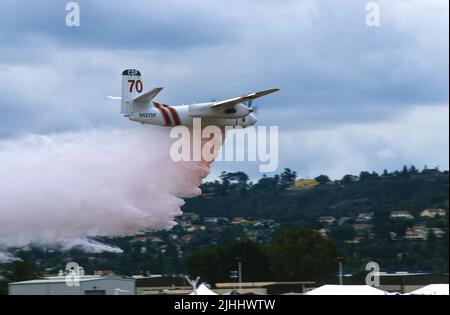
[9,275,134,285]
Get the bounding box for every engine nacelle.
[188,102,250,119]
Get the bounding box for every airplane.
[109,69,279,128]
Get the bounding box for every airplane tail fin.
[121,69,163,115]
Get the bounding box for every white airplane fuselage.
[115,69,277,129]
[128,103,257,128]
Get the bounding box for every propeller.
[245,100,258,114]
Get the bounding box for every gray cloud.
[0,0,238,50]
[0,0,448,176]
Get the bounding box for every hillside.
[184,167,449,221]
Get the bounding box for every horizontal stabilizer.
[132,87,164,104]
[107,96,122,100]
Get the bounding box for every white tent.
[306,285,388,295]
[190,283,218,295]
[409,284,449,295]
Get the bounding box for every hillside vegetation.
[186,167,449,221]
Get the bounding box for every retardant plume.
[0,126,218,261]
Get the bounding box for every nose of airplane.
[247,113,257,127]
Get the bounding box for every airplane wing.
[211,88,279,108]
[132,87,164,104]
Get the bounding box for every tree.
[359,171,378,181]
[341,174,358,184]
[253,175,279,192]
[186,247,222,283]
[280,168,297,189]
[372,210,392,241]
[267,228,343,282]
[187,240,271,284]
[219,171,231,195]
[409,165,419,174]
[1,261,39,283]
[220,172,249,187]
[217,240,271,282]
[0,261,40,295]
[315,175,331,185]
[401,165,409,177]
[329,225,357,241]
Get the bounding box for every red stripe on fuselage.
[154,102,171,126]
[163,105,181,126]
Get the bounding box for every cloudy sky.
[0,0,448,180]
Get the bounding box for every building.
[390,211,414,220]
[344,272,449,294]
[371,273,448,294]
[231,217,259,225]
[136,277,316,295]
[9,276,135,295]
[345,236,364,244]
[356,212,374,222]
[352,223,372,233]
[295,179,319,189]
[337,217,352,226]
[135,276,191,295]
[214,282,316,295]
[179,235,193,242]
[186,225,206,233]
[319,216,336,225]
[404,225,428,240]
[430,228,446,238]
[420,208,447,218]
[130,236,148,243]
[178,212,200,220]
[317,228,328,237]
[203,217,229,224]
[305,285,387,295]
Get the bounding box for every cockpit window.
[225,108,237,114]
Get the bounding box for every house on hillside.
[356,212,374,222]
[390,232,398,241]
[204,217,229,224]
[186,225,206,233]
[404,225,428,240]
[337,217,352,226]
[319,216,336,225]
[130,236,147,243]
[420,208,447,218]
[430,228,446,238]
[295,179,319,189]
[390,210,414,220]
[178,212,200,221]
[231,218,261,225]
[147,237,164,243]
[352,223,372,235]
[345,236,364,244]
[179,235,193,243]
